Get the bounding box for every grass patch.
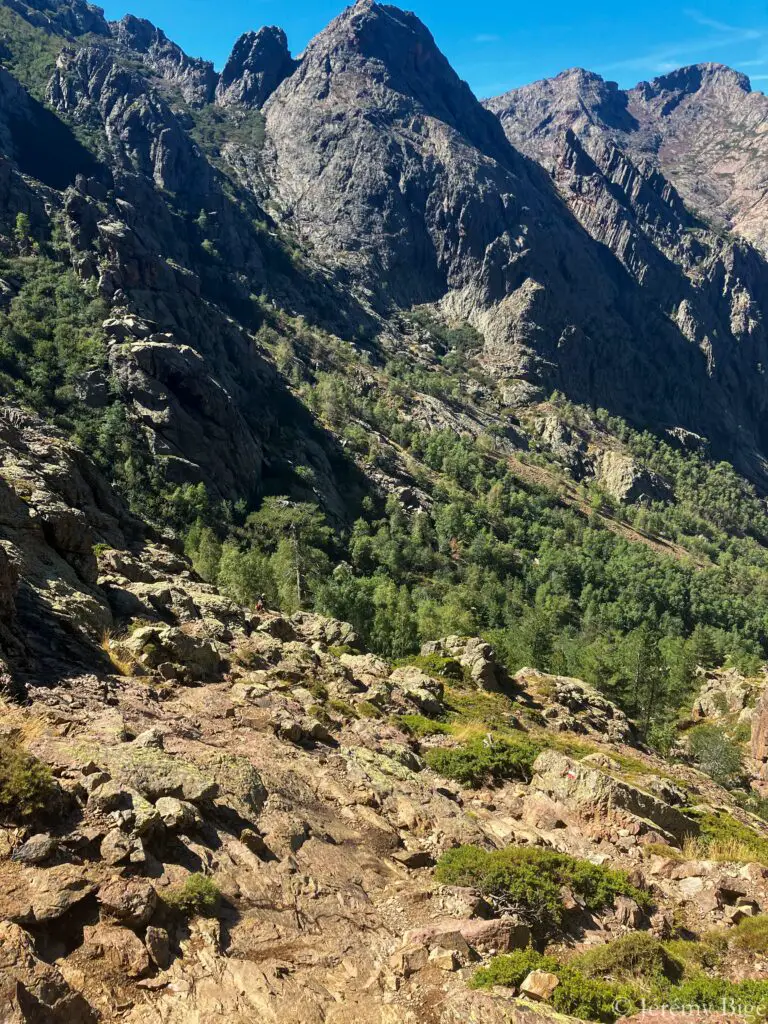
[165,873,220,917]
[435,845,650,934]
[729,914,768,952]
[425,734,541,787]
[443,686,518,728]
[684,810,768,865]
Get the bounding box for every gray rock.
[12,834,57,865]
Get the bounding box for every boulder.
[121,624,221,681]
[155,796,199,832]
[82,923,150,978]
[421,636,503,691]
[6,866,97,923]
[100,829,146,867]
[403,916,530,954]
[520,970,560,1002]
[97,878,157,927]
[12,834,57,866]
[388,666,444,717]
[531,750,696,842]
[290,611,358,647]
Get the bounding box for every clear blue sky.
[99,0,768,97]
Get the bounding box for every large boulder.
[121,624,221,681]
[421,636,503,691]
[388,666,444,717]
[531,750,697,843]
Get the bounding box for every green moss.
[393,652,464,680]
[328,698,357,718]
[357,701,382,719]
[425,734,542,787]
[328,644,356,658]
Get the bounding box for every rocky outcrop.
[5,0,109,37]
[486,64,768,252]
[48,47,213,196]
[112,15,217,106]
[216,27,297,108]
[530,749,697,843]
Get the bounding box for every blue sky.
[99,0,768,97]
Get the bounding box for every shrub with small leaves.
[425,734,542,787]
[435,845,650,934]
[0,741,54,820]
[165,873,220,917]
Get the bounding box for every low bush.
[0,740,54,819]
[395,713,451,737]
[165,873,221,917]
[470,947,558,988]
[471,948,639,1023]
[728,914,768,952]
[434,845,650,934]
[424,734,541,787]
[575,933,682,985]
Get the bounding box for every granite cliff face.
[488,63,768,253]
[258,3,768,477]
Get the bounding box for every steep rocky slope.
[6,4,768,1020]
[3,411,768,1022]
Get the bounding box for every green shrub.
[554,968,639,1023]
[471,949,639,1023]
[470,947,558,988]
[425,734,541,787]
[663,936,726,972]
[394,653,464,680]
[0,741,54,819]
[435,845,650,934]
[688,725,743,788]
[395,713,451,737]
[165,873,221,917]
[729,914,768,952]
[575,933,682,984]
[670,975,768,1011]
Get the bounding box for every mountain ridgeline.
[8,3,768,1021]
[2,0,768,724]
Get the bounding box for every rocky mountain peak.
[486,66,637,158]
[111,13,217,105]
[632,62,752,106]
[215,25,297,107]
[5,0,109,36]
[286,0,511,162]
